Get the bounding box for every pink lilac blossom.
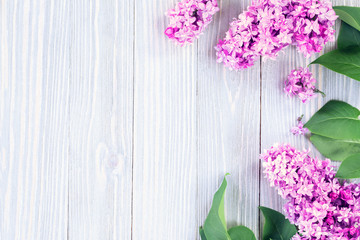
[284,67,319,103]
[215,0,292,70]
[291,116,308,136]
[262,144,360,240]
[165,0,219,46]
[216,0,337,70]
[291,0,337,57]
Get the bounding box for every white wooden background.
[1,0,360,239]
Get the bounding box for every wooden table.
[1,0,360,239]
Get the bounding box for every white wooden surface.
[0,0,359,239]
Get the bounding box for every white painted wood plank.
[260,0,360,235]
[69,0,133,239]
[0,0,70,239]
[196,0,261,238]
[133,0,197,239]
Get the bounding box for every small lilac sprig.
[165,0,219,46]
[284,67,324,103]
[262,144,360,240]
[291,115,308,136]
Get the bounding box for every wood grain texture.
[133,0,198,239]
[260,0,360,235]
[196,0,260,238]
[69,0,133,239]
[2,0,360,239]
[0,0,70,239]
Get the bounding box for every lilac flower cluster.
[284,67,318,103]
[165,0,219,46]
[291,0,337,57]
[262,144,360,240]
[215,0,292,70]
[216,0,337,70]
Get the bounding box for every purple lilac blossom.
[284,67,318,103]
[291,119,308,136]
[215,0,292,70]
[262,144,360,240]
[291,0,337,57]
[165,0,219,46]
[216,0,337,70]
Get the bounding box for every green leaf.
[309,134,360,161]
[334,6,360,32]
[199,227,208,240]
[203,174,231,240]
[260,206,297,240]
[304,100,360,139]
[338,21,360,49]
[304,100,360,161]
[227,226,256,240]
[336,153,360,179]
[311,47,360,81]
